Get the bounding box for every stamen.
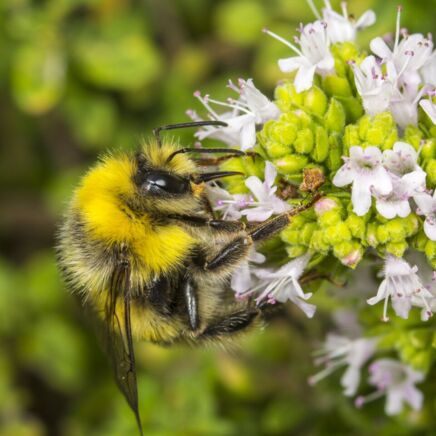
[306,0,321,19]
[394,5,402,53]
[194,91,221,120]
[341,1,348,19]
[355,390,384,408]
[206,96,252,115]
[262,28,304,56]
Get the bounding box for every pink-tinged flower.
[367,255,434,321]
[350,56,397,116]
[383,141,424,177]
[205,185,251,220]
[414,190,436,241]
[263,21,334,93]
[374,142,427,218]
[246,253,316,317]
[333,146,392,216]
[370,7,433,89]
[420,98,436,124]
[355,359,424,415]
[188,79,279,150]
[309,334,378,396]
[320,0,376,44]
[241,161,291,221]
[314,197,339,216]
[231,248,266,297]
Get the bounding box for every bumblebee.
[56,121,317,434]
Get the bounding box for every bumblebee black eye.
[142,171,191,196]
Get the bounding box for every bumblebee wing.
[105,261,143,436]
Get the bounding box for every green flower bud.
[324,98,346,133]
[318,210,343,227]
[336,96,364,123]
[274,154,308,174]
[271,119,298,145]
[281,229,300,245]
[412,230,429,251]
[286,245,307,258]
[294,128,314,154]
[324,222,352,244]
[310,230,330,252]
[343,124,360,155]
[366,223,379,247]
[365,112,398,150]
[331,42,362,64]
[385,219,408,242]
[420,138,435,161]
[322,75,352,97]
[303,86,327,116]
[346,213,366,240]
[386,241,408,257]
[265,141,293,158]
[326,133,343,172]
[376,225,390,244]
[311,126,329,162]
[403,125,423,150]
[301,222,317,245]
[425,240,436,262]
[274,81,304,112]
[403,213,419,237]
[333,241,363,268]
[287,214,307,230]
[425,159,436,187]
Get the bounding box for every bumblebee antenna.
[153,121,228,147]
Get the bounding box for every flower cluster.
[187,0,435,417]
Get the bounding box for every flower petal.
[356,10,376,29]
[370,37,392,59]
[294,65,316,93]
[424,219,436,241]
[278,56,307,72]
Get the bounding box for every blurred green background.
[1,0,435,435]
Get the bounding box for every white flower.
[231,248,266,297]
[367,255,434,321]
[241,161,291,221]
[420,97,436,124]
[414,190,436,241]
[350,56,397,116]
[308,334,378,396]
[355,359,424,415]
[382,141,424,177]
[375,174,425,219]
[205,185,251,220]
[375,142,427,218]
[189,79,279,150]
[333,146,392,216]
[264,21,334,93]
[370,7,433,88]
[320,0,376,44]
[248,253,316,317]
[421,51,436,86]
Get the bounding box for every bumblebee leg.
[201,194,321,271]
[168,214,246,232]
[194,151,259,166]
[181,274,199,330]
[199,308,259,339]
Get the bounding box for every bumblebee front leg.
[200,194,320,271]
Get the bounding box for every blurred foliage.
[0,0,435,435]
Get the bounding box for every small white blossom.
[414,190,436,241]
[245,253,316,317]
[421,51,436,86]
[308,334,378,396]
[370,8,433,89]
[241,161,291,221]
[367,255,434,321]
[231,248,266,297]
[188,79,279,150]
[333,146,392,216]
[206,185,251,220]
[375,142,427,218]
[264,21,334,93]
[350,56,397,116]
[420,97,436,124]
[355,359,424,415]
[320,0,376,44]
